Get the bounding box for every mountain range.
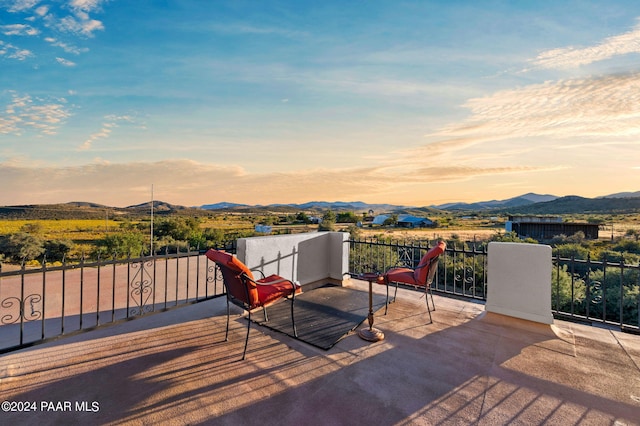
[1,191,639,220]
[200,191,640,213]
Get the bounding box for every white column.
[485,242,554,324]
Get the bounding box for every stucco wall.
[485,242,553,324]
[237,232,349,287]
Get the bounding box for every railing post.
[41,255,46,340]
[96,253,101,326]
[586,253,591,320]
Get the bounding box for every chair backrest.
[205,249,259,307]
[414,241,446,285]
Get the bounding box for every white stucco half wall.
[485,242,554,324]
[237,232,349,287]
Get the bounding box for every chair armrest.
[250,269,266,279]
[242,273,299,297]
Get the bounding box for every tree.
[20,222,44,234]
[0,232,45,262]
[154,217,200,241]
[96,232,146,257]
[346,224,361,240]
[44,239,73,262]
[336,212,359,223]
[383,214,398,226]
[295,212,312,224]
[319,210,336,231]
[613,239,640,255]
[553,243,590,259]
[625,229,640,241]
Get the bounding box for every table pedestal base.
[358,327,385,342]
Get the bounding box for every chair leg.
[424,286,433,324]
[290,297,298,337]
[384,282,390,315]
[428,287,436,312]
[384,282,400,315]
[242,309,251,360]
[225,297,230,342]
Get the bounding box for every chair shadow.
[1,294,638,425]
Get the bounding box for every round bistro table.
[357,272,385,342]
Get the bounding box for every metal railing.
[3,237,638,354]
[348,238,488,301]
[0,245,234,354]
[553,253,640,332]
[348,238,640,332]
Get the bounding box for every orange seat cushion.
[206,249,300,309]
[384,268,420,286]
[256,274,301,307]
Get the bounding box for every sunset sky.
[1,0,639,208]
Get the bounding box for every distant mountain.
[127,201,194,213]
[200,200,407,213]
[599,191,640,199]
[2,191,639,220]
[434,193,558,211]
[67,201,109,208]
[201,202,250,210]
[0,201,202,219]
[499,195,640,214]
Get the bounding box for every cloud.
[6,0,40,13]
[1,0,106,68]
[56,13,104,36]
[0,143,574,206]
[531,17,640,69]
[388,70,640,190]
[0,91,71,135]
[0,23,39,36]
[0,160,246,206]
[0,40,33,60]
[45,37,88,54]
[209,23,307,39]
[424,72,640,151]
[55,56,76,66]
[69,0,106,13]
[34,5,48,16]
[78,114,141,150]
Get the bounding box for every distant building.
[397,215,434,228]
[506,216,599,240]
[372,215,389,225]
[254,225,272,234]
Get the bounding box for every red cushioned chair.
[381,241,446,323]
[205,249,300,360]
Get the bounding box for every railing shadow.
[1,288,638,424]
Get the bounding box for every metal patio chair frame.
[205,249,299,360]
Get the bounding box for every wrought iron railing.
[348,238,640,332]
[553,253,640,332]
[3,237,638,354]
[348,238,488,301]
[0,245,234,354]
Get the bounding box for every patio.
[1,278,638,425]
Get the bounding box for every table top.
[359,272,381,280]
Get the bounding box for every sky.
[1,0,639,208]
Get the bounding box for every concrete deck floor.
[0,279,639,426]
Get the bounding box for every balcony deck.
[1,278,639,425]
